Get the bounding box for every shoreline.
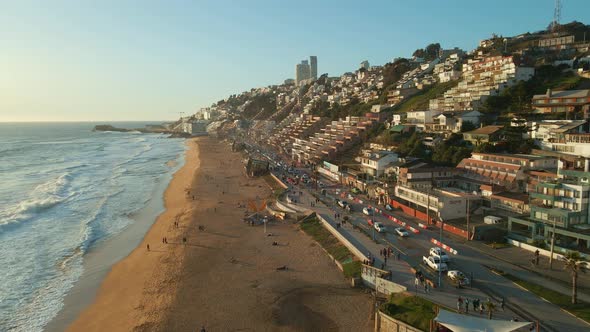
[63,138,200,332]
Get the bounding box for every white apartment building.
[360,151,399,177]
[394,186,469,221]
[430,55,534,111]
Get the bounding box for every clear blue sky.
[1,0,588,122]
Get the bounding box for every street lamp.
[549,220,557,269]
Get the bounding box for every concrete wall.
[270,173,289,189]
[316,214,369,262]
[376,311,424,332]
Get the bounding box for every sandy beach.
[68,137,372,332]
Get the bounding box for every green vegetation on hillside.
[392,80,459,113]
[380,293,438,331]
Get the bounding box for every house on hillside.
[360,151,399,177]
[531,89,590,114]
[463,125,504,145]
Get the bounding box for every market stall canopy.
[435,309,532,332]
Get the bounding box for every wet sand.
[68,137,372,332]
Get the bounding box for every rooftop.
[533,89,590,100]
[465,125,503,135]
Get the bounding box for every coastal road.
[302,184,590,332]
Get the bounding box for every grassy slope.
[393,80,459,113]
[380,293,437,331]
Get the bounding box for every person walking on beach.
[147,244,150,251]
[183,237,187,245]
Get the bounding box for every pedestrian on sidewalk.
[424,282,429,294]
[473,298,479,312]
[465,298,470,314]
[500,298,505,311]
[414,277,419,294]
[457,297,463,313]
[384,256,387,264]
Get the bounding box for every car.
[337,200,348,208]
[374,222,386,233]
[429,247,450,263]
[394,227,409,237]
[447,270,470,285]
[385,204,393,211]
[362,207,373,215]
[423,255,448,272]
[351,187,361,194]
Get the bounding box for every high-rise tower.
[309,56,317,80]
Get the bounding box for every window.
[574,191,580,198]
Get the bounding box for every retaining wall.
[375,311,424,332]
[316,214,369,262]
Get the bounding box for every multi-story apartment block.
[394,186,469,221]
[430,55,534,111]
[509,156,590,250]
[456,152,557,192]
[397,163,457,191]
[531,89,590,114]
[531,120,590,156]
[290,116,376,164]
[360,151,398,177]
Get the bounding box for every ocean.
[0,122,186,332]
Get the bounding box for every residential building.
[462,125,504,145]
[405,110,441,131]
[531,89,590,114]
[457,152,557,193]
[394,186,470,221]
[537,35,575,49]
[509,156,590,249]
[295,61,311,85]
[430,55,534,111]
[425,110,483,134]
[387,88,418,105]
[360,151,399,177]
[531,120,590,157]
[310,56,318,80]
[360,60,370,70]
[397,163,457,191]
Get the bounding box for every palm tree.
[563,251,588,304]
[485,301,496,320]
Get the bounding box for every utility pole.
[466,198,471,240]
[439,217,444,288]
[549,220,557,269]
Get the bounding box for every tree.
[563,251,587,304]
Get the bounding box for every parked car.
[429,247,450,263]
[447,270,470,285]
[362,207,373,216]
[422,256,448,272]
[337,200,348,208]
[374,222,386,233]
[351,187,361,194]
[367,218,375,226]
[394,227,409,237]
[385,204,393,211]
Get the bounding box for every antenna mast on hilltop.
[552,0,562,32]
